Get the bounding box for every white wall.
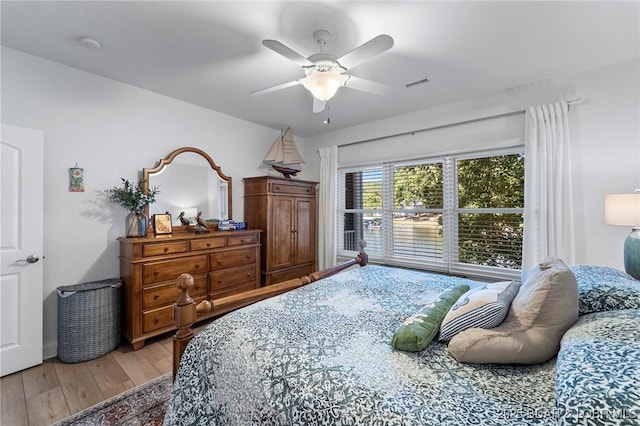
[567,61,640,265]
[305,59,640,270]
[1,47,314,358]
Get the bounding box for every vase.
[125,211,147,237]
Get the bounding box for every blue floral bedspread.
[164,265,557,425]
[556,309,640,426]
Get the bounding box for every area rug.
[53,373,172,426]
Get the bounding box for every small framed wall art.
[69,163,84,192]
[153,213,173,235]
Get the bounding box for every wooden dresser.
[243,176,317,286]
[119,230,260,349]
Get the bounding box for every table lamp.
[605,190,640,280]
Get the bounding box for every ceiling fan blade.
[312,97,326,113]
[262,39,314,67]
[344,75,391,95]
[336,34,394,70]
[250,80,301,96]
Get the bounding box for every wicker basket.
[57,278,122,363]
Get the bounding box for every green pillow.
[391,285,470,352]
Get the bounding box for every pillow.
[569,265,640,315]
[391,284,469,352]
[448,257,578,365]
[438,280,520,341]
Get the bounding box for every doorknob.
[17,255,39,264]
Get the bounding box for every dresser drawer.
[210,248,256,270]
[227,234,258,247]
[142,255,207,285]
[269,182,316,196]
[210,264,257,291]
[142,241,188,257]
[190,237,226,251]
[142,275,207,309]
[142,295,206,333]
[210,281,258,299]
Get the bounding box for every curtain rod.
[338,97,583,148]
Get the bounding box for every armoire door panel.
[270,196,295,269]
[294,198,315,264]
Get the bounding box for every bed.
[164,257,640,425]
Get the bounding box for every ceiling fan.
[251,30,394,113]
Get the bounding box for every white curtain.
[318,145,338,269]
[522,100,575,271]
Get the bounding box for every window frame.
[337,146,524,280]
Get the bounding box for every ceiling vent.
[405,78,429,88]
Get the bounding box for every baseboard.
[43,341,57,360]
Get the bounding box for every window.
[338,148,524,279]
[342,168,384,254]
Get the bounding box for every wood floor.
[0,327,198,426]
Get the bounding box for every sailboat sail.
[263,127,305,178]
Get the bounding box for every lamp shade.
[302,70,347,102]
[605,193,640,226]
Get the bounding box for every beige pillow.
[448,257,578,365]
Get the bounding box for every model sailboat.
[263,127,305,178]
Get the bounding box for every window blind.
[338,148,524,280]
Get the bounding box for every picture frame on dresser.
[153,213,173,234]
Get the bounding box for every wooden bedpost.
[172,273,196,379]
[357,239,368,266]
[172,273,212,379]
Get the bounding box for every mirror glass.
[143,147,232,227]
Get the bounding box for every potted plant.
[108,178,160,237]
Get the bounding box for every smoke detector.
[79,37,103,50]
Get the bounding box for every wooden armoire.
[243,176,318,285]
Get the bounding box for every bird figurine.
[194,211,209,233]
[177,211,190,226]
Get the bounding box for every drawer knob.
[154,271,159,276]
[153,294,159,300]
[246,255,250,259]
[154,318,159,325]
[163,247,169,253]
[240,239,245,243]
[217,260,222,264]
[206,243,211,247]
[246,273,250,277]
[218,280,222,284]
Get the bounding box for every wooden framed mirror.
[143,147,232,230]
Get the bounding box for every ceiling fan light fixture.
[302,70,347,102]
[255,31,393,112]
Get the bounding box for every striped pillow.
[439,280,520,342]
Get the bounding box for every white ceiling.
[2,1,639,137]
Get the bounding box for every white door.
[1,124,44,376]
